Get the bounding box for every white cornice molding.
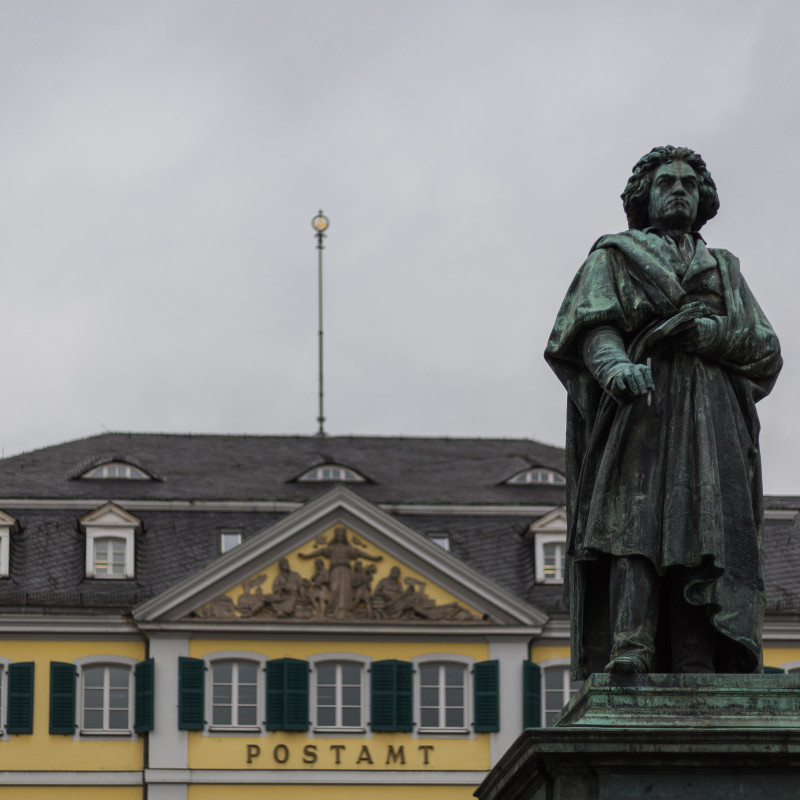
[0,772,144,786]
[145,768,487,785]
[763,618,800,643]
[764,509,800,521]
[136,621,541,638]
[133,486,549,627]
[0,496,794,520]
[537,615,570,642]
[0,614,140,637]
[0,497,555,516]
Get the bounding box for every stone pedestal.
[475,675,800,800]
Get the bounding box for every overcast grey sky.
[1,0,798,493]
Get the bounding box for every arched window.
[73,655,141,736]
[540,661,582,727]
[204,651,266,732]
[298,465,366,483]
[210,660,260,729]
[411,653,475,736]
[82,462,150,480]
[308,653,369,733]
[506,468,566,486]
[418,663,466,731]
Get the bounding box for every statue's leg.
[605,555,659,673]
[668,566,715,673]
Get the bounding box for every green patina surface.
[557,673,800,728]
[544,147,782,678]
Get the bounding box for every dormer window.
[506,468,565,486]
[0,511,18,579]
[297,464,366,483]
[80,503,141,580]
[527,508,568,585]
[82,462,150,480]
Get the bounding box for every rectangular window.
[315,663,362,729]
[94,538,126,576]
[543,666,581,727]
[542,542,565,582]
[428,533,451,551]
[211,661,258,728]
[419,663,465,730]
[82,665,131,733]
[220,530,243,554]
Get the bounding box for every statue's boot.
[605,555,659,673]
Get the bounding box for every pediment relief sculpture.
[193,525,479,623]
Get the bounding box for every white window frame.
[506,468,565,486]
[75,655,137,737]
[85,528,135,579]
[205,651,265,734]
[308,653,369,735]
[411,653,475,738]
[428,533,451,551]
[220,530,243,554]
[537,658,582,728]
[82,462,149,479]
[298,464,366,482]
[0,529,9,579]
[534,532,567,584]
[0,657,9,738]
[778,659,800,674]
[80,504,140,580]
[0,512,18,578]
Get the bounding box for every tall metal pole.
[311,211,330,437]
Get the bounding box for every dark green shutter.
[764,666,785,674]
[134,658,154,733]
[266,658,308,731]
[6,662,34,734]
[473,659,499,732]
[49,662,76,734]
[522,661,541,728]
[178,657,205,730]
[370,659,412,732]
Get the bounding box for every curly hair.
[621,146,720,231]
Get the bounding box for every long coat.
[545,229,782,678]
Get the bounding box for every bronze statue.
[545,146,782,676]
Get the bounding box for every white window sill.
[208,725,262,734]
[86,574,133,580]
[417,726,470,735]
[313,726,366,735]
[80,729,132,737]
[536,578,564,585]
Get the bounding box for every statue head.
[333,526,347,543]
[278,557,289,572]
[314,557,324,569]
[622,146,719,232]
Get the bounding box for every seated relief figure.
[545,146,782,676]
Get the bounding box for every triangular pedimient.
[192,524,480,623]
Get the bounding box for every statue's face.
[647,160,699,232]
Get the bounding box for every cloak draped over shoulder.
[545,229,782,679]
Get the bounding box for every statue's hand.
[607,362,654,402]
[681,317,726,356]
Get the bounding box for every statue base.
[475,674,800,800]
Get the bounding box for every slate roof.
[0,433,797,618]
[0,433,567,505]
